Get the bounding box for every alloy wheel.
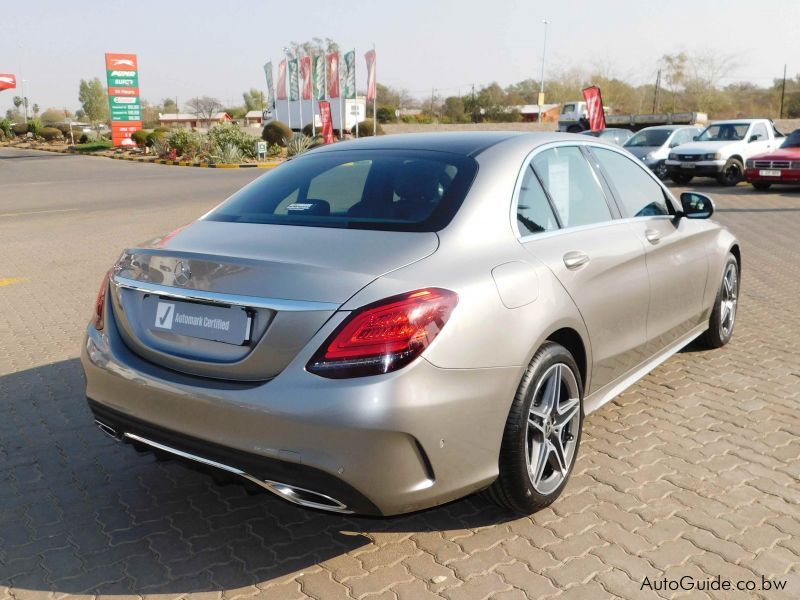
[720,262,738,337]
[525,363,581,495]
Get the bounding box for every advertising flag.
[319,101,334,144]
[300,56,312,100]
[0,74,17,91]
[343,51,356,99]
[327,52,340,98]
[263,62,274,106]
[582,85,606,131]
[105,53,142,146]
[365,49,377,101]
[313,55,325,100]
[288,59,300,101]
[277,59,287,100]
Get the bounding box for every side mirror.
[748,134,759,143]
[692,135,699,141]
[669,141,680,148]
[679,192,714,219]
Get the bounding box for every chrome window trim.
[511,140,664,243]
[112,275,341,312]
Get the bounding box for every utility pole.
[779,64,787,119]
[430,88,436,119]
[471,83,476,123]
[538,19,549,130]
[653,69,661,113]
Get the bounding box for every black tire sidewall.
[717,158,744,186]
[707,254,739,346]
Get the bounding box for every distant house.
[509,104,560,123]
[244,110,265,126]
[158,112,232,130]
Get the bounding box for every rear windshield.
[204,149,478,232]
[625,129,671,147]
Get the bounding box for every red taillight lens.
[307,288,458,378]
[92,271,111,331]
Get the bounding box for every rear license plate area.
[142,295,252,345]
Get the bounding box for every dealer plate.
[759,169,781,177]
[142,295,251,345]
[680,162,696,169]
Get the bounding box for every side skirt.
[583,324,707,415]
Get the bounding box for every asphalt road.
[1,147,799,599]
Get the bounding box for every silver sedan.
[83,132,740,516]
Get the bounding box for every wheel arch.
[545,327,588,391]
[729,243,742,275]
[729,154,744,165]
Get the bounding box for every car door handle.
[645,229,662,245]
[563,251,590,270]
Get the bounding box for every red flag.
[319,101,334,144]
[582,86,606,131]
[327,52,340,98]
[277,59,288,100]
[365,49,376,101]
[300,56,312,100]
[0,74,17,91]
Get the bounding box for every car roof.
[307,131,582,158]
[637,125,696,131]
[708,119,764,125]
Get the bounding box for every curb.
[12,144,280,170]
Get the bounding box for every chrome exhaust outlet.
[120,432,353,514]
[95,420,121,440]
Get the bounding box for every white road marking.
[0,208,78,218]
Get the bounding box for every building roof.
[159,112,231,121]
[508,104,560,114]
[244,110,264,119]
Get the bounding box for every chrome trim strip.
[112,275,340,312]
[122,432,353,514]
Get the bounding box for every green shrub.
[167,128,201,157]
[0,129,5,141]
[150,138,171,159]
[207,122,258,158]
[0,118,12,138]
[39,127,64,141]
[78,133,89,144]
[285,133,322,158]
[146,129,167,147]
[351,120,384,137]
[301,123,317,137]
[12,123,28,136]
[268,143,283,157]
[27,119,43,137]
[209,142,243,164]
[377,106,397,123]
[71,140,112,152]
[131,129,150,147]
[262,120,292,147]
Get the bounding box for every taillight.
[307,288,458,379]
[92,271,111,330]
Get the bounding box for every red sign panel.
[105,53,138,71]
[0,73,16,91]
[319,101,334,144]
[111,121,142,147]
[108,86,140,97]
[582,86,606,131]
[327,53,340,98]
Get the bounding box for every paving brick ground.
[1,148,799,599]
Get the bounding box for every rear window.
[204,149,478,232]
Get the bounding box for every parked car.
[665,119,784,186]
[745,128,800,190]
[83,132,740,516]
[623,125,702,179]
[580,127,633,145]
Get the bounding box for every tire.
[716,158,744,186]
[752,181,772,191]
[699,253,739,348]
[671,172,694,185]
[653,161,668,180]
[487,342,584,514]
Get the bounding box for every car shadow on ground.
[0,359,517,595]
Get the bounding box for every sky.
[2,0,799,115]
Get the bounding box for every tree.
[242,88,265,112]
[78,78,110,125]
[187,96,223,127]
[32,104,39,117]
[162,97,178,114]
[41,108,71,124]
[660,53,688,112]
[442,96,467,122]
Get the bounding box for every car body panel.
[83,131,739,515]
[745,133,800,185]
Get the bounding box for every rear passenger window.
[532,146,612,228]
[592,148,670,217]
[516,166,559,236]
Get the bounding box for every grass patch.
[70,141,112,152]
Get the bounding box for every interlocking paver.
[2,149,800,599]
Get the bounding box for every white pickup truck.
[664,118,784,186]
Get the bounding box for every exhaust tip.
[95,420,121,440]
[264,480,351,513]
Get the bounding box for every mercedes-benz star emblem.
[174,261,192,286]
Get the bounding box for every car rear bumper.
[745,168,800,184]
[81,315,520,516]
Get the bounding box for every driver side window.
[592,148,671,218]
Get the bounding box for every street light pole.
[538,19,548,130]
